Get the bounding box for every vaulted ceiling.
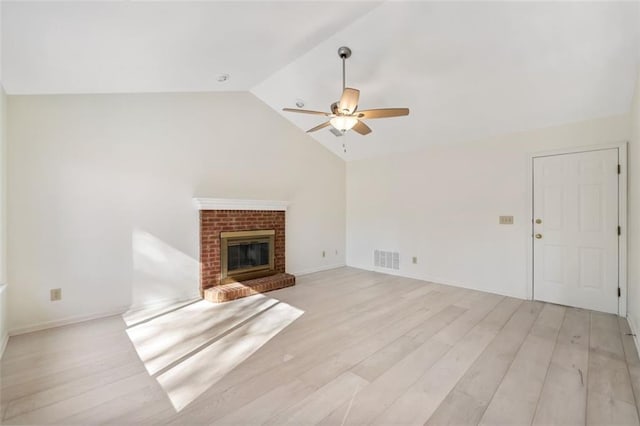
[3,1,640,161]
[1,1,380,94]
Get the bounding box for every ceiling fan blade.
[356,108,410,119]
[283,108,331,116]
[338,88,360,114]
[306,121,332,133]
[352,120,372,136]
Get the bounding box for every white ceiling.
[253,1,640,160]
[1,1,380,94]
[3,1,640,161]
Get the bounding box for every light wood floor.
[2,267,640,425]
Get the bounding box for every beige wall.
[347,114,630,299]
[628,72,640,335]
[7,92,346,333]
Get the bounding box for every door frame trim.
[526,142,628,316]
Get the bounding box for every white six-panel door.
[533,149,619,314]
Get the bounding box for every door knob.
[535,234,543,239]
[535,219,542,224]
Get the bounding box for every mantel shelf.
[192,198,289,211]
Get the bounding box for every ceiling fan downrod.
[338,46,352,92]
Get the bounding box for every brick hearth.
[203,272,296,303]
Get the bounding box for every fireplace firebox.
[220,230,275,284]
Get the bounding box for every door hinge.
[618,226,622,236]
[619,287,621,298]
[618,164,621,174]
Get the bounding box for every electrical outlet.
[499,216,514,225]
[412,256,418,264]
[322,251,326,258]
[50,288,62,301]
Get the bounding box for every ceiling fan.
[283,46,409,136]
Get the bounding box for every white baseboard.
[347,263,527,300]
[627,312,640,359]
[9,306,131,336]
[10,293,203,337]
[0,332,8,359]
[291,263,346,276]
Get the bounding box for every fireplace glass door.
[220,230,275,284]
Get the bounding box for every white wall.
[0,86,7,353]
[7,92,346,333]
[347,114,630,299]
[628,71,640,335]
[0,1,9,355]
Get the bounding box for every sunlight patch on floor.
[125,294,303,412]
[123,297,200,328]
[126,296,279,376]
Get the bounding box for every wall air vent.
[374,250,400,270]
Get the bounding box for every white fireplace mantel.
[192,198,289,211]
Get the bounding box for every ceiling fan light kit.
[283,46,409,136]
[330,116,359,132]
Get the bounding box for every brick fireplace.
[195,198,295,302]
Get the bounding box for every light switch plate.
[499,216,514,225]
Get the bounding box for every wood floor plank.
[54,382,169,425]
[318,292,504,425]
[260,275,431,355]
[168,284,465,424]
[425,301,544,426]
[297,288,467,387]
[4,372,154,424]
[127,296,279,375]
[532,308,590,426]
[1,344,140,403]
[2,316,126,362]
[619,317,640,419]
[212,379,314,425]
[171,272,415,390]
[2,267,640,425]
[349,335,419,383]
[122,298,200,327]
[264,372,368,425]
[587,312,640,425]
[156,301,303,412]
[478,303,566,426]
[374,297,523,425]
[3,356,145,420]
[200,289,461,424]
[1,325,134,384]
